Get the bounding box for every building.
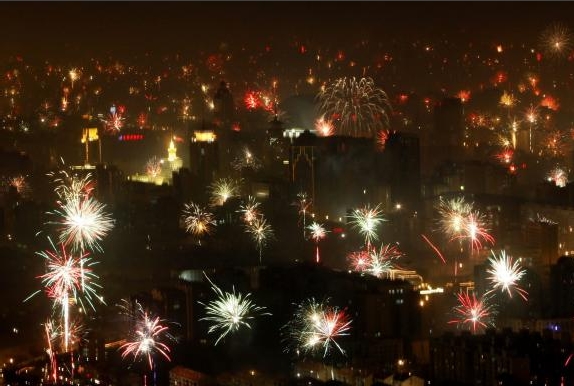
[423,98,464,177]
[170,366,212,386]
[430,329,574,385]
[213,81,235,125]
[189,129,218,199]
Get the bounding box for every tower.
[189,129,218,200]
[291,130,317,207]
[167,138,177,163]
[213,80,235,125]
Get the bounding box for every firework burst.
[347,250,370,272]
[200,275,270,345]
[499,91,516,108]
[348,204,385,249]
[49,168,95,203]
[495,148,514,164]
[50,195,114,254]
[315,116,334,137]
[366,242,402,278]
[449,292,496,333]
[145,157,163,180]
[181,202,216,238]
[33,240,103,351]
[119,299,173,370]
[238,196,261,225]
[376,129,395,151]
[317,77,391,138]
[541,130,568,158]
[437,197,473,239]
[283,298,351,357]
[308,222,328,263]
[246,216,274,262]
[547,166,569,187]
[232,147,262,172]
[455,211,495,253]
[540,22,573,59]
[209,177,240,206]
[102,112,125,134]
[6,175,30,197]
[486,251,528,300]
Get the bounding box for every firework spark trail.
[293,192,311,238]
[49,169,95,203]
[317,77,391,138]
[348,204,385,250]
[119,299,173,370]
[34,240,103,351]
[200,275,270,345]
[48,170,111,295]
[486,251,528,301]
[181,202,215,238]
[44,319,58,383]
[246,216,274,262]
[448,292,496,333]
[307,222,328,263]
[420,234,447,264]
[376,129,395,151]
[145,157,162,180]
[566,354,573,367]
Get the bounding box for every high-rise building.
[424,98,464,176]
[213,80,235,125]
[383,132,421,210]
[189,129,218,200]
[550,256,574,318]
[264,116,289,179]
[291,130,317,206]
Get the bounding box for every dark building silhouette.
[381,132,421,211]
[550,256,574,318]
[524,220,559,267]
[213,81,235,125]
[434,98,464,148]
[265,116,290,180]
[291,131,422,218]
[291,130,316,205]
[189,129,218,199]
[424,97,464,176]
[172,167,194,204]
[94,163,124,204]
[430,329,574,385]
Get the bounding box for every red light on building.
[118,134,144,141]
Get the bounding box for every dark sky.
[2,2,574,59]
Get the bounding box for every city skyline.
[3,2,574,385]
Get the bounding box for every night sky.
[3,2,574,59]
